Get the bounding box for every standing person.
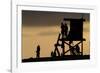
[69,41,75,55]
[64,23,68,38]
[36,45,40,58]
[75,45,80,55]
[61,22,65,38]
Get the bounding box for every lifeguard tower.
[51,18,85,57]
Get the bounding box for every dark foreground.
[22,55,90,63]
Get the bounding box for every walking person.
[36,45,40,58]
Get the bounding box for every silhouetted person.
[61,22,68,39]
[64,23,68,38]
[75,45,80,55]
[36,45,40,58]
[51,51,56,57]
[69,41,75,55]
[61,22,65,38]
[51,51,54,57]
[70,47,76,55]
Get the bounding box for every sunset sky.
[22,10,90,59]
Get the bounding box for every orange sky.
[22,11,90,59]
